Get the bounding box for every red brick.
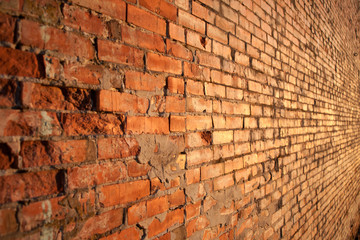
[0,110,62,137]
[222,101,250,115]
[187,97,212,113]
[186,30,211,51]
[168,77,184,94]
[127,160,151,177]
[122,24,165,52]
[214,174,234,190]
[128,5,166,36]
[201,163,224,180]
[0,12,15,42]
[97,90,148,113]
[139,0,177,21]
[170,115,186,132]
[0,47,42,78]
[213,40,232,59]
[0,142,18,170]
[197,51,221,69]
[101,227,141,240]
[208,24,227,44]
[192,1,216,23]
[22,82,92,110]
[0,79,16,107]
[19,196,66,231]
[125,71,165,92]
[184,62,211,81]
[186,168,200,184]
[168,189,185,207]
[0,170,62,204]
[98,137,139,160]
[75,208,123,239]
[147,52,182,74]
[0,208,17,235]
[20,20,94,59]
[20,139,94,168]
[187,148,213,166]
[147,196,168,217]
[63,4,106,36]
[166,96,185,113]
[186,201,201,220]
[166,39,193,61]
[99,180,150,207]
[186,216,210,237]
[179,10,205,34]
[0,0,21,12]
[68,161,127,189]
[148,208,184,237]
[205,82,225,98]
[186,131,212,148]
[186,115,212,131]
[127,116,169,134]
[63,63,103,85]
[185,79,203,95]
[72,0,125,20]
[169,23,185,42]
[128,201,146,225]
[98,40,144,67]
[22,0,62,24]
[61,113,123,136]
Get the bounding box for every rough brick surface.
[0,0,359,239]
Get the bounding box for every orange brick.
[179,10,205,34]
[170,115,186,132]
[147,52,182,74]
[213,174,234,190]
[167,77,184,94]
[186,115,212,131]
[98,40,144,67]
[97,90,148,113]
[127,116,169,134]
[128,4,166,35]
[169,23,185,42]
[139,0,177,21]
[99,180,150,207]
[165,96,186,113]
[201,163,224,180]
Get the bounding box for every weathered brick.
[0,12,15,42]
[101,227,141,240]
[68,162,127,189]
[179,10,205,34]
[148,208,184,237]
[20,20,94,59]
[75,208,124,239]
[122,24,165,52]
[97,90,149,113]
[0,47,42,78]
[139,0,177,21]
[127,116,169,134]
[21,140,95,168]
[99,180,150,207]
[98,40,144,67]
[0,208,17,235]
[166,39,193,61]
[201,163,224,180]
[147,52,182,74]
[170,115,186,132]
[0,79,16,107]
[0,170,63,204]
[186,115,212,131]
[125,71,166,92]
[72,0,125,20]
[98,137,139,160]
[186,216,210,237]
[168,77,184,94]
[0,110,62,137]
[128,4,167,36]
[61,113,123,136]
[63,4,107,36]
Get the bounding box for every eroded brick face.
[0,0,359,239]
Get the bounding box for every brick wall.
[0,0,359,239]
